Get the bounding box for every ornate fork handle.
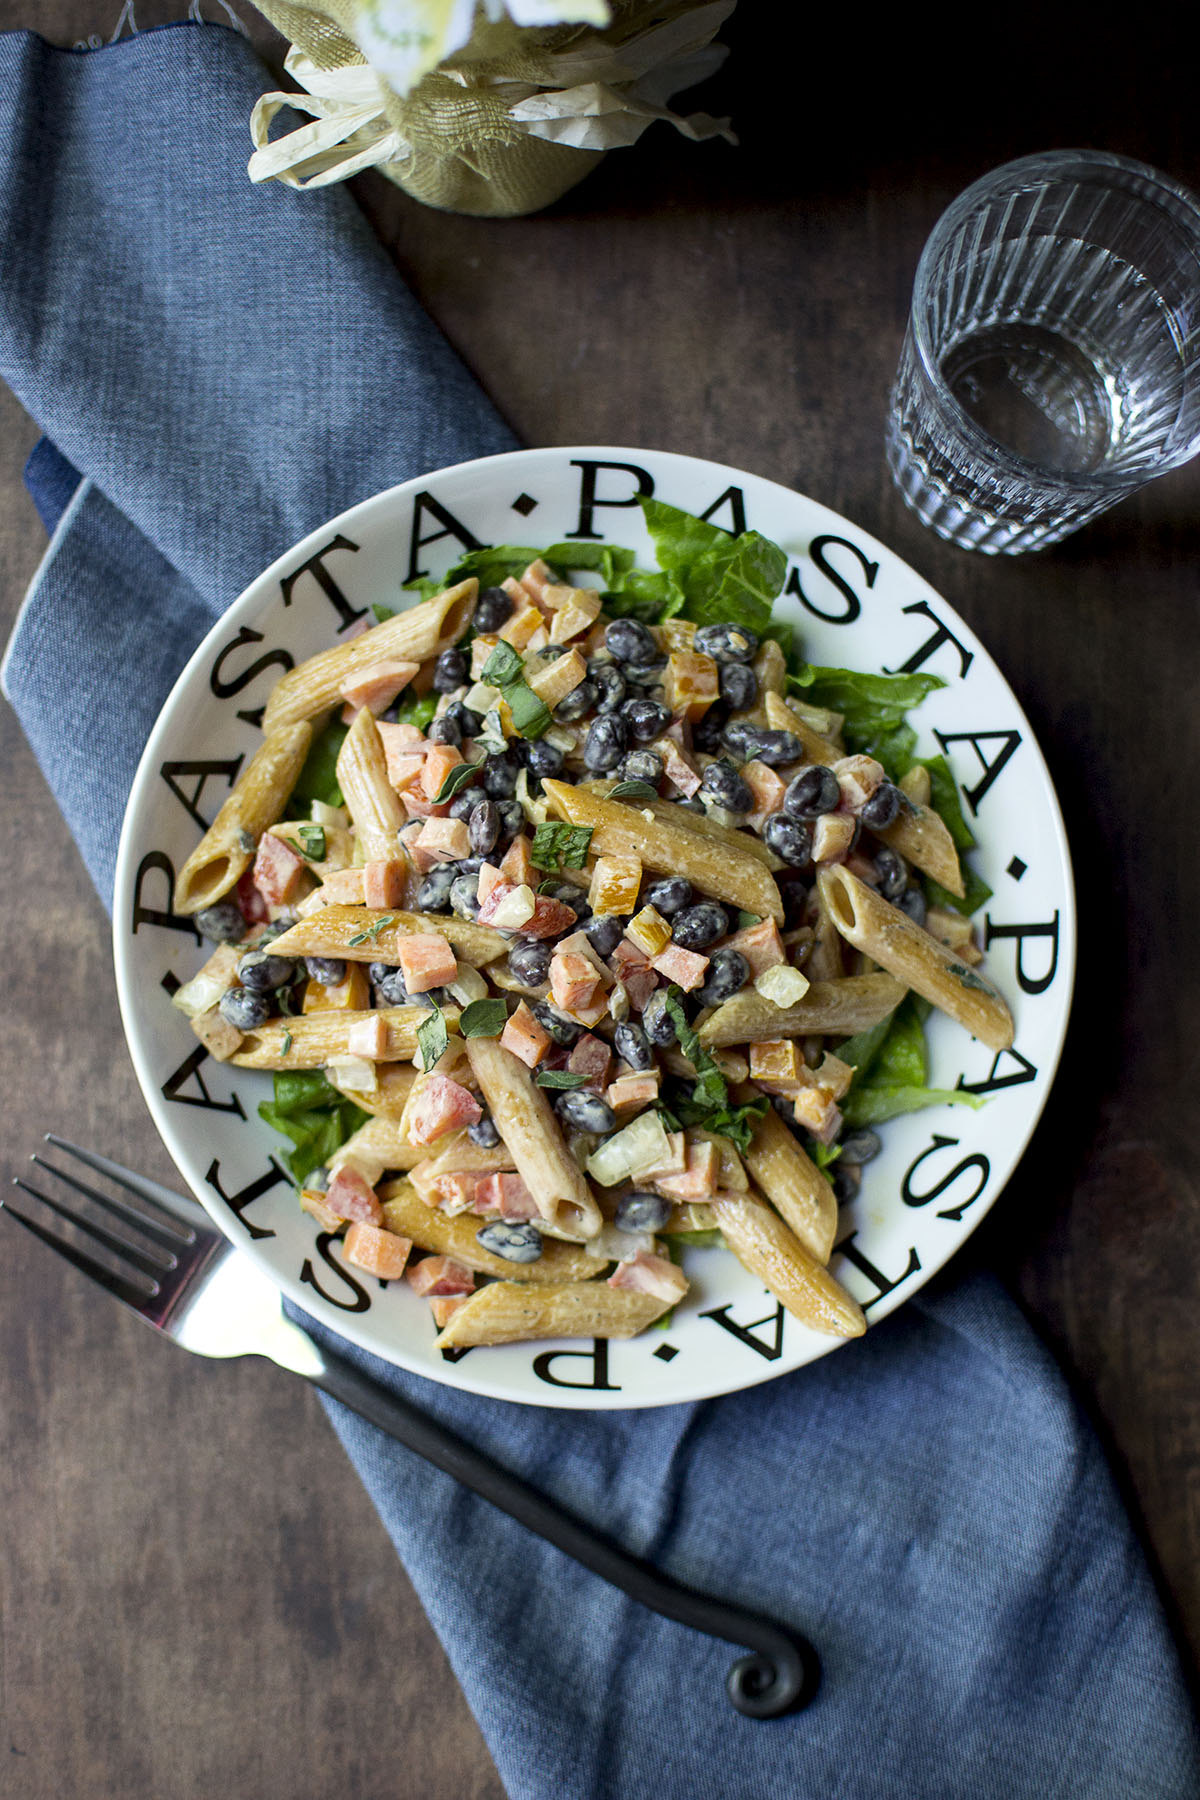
[312,1347,820,1720]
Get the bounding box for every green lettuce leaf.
[789,666,945,756]
[258,1072,369,1189]
[638,498,788,636]
[289,721,347,810]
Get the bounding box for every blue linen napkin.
[2,24,1197,1799]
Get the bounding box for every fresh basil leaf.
[459,997,509,1039]
[416,1004,449,1071]
[372,603,397,623]
[841,1085,984,1127]
[285,823,327,862]
[662,1227,726,1248]
[531,822,593,872]
[735,910,762,931]
[432,762,480,805]
[809,1139,842,1170]
[481,639,525,687]
[390,691,438,731]
[535,1070,589,1089]
[504,680,553,740]
[789,666,945,757]
[289,720,347,810]
[925,863,993,919]
[662,986,728,1112]
[670,1092,768,1155]
[918,754,977,850]
[608,780,658,802]
[473,707,509,756]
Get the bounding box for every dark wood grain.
[2,4,1198,1796]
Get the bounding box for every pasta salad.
[169,499,1013,1353]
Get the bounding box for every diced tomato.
[609,937,659,1012]
[722,917,786,976]
[650,944,710,991]
[408,1075,483,1146]
[500,1000,551,1068]
[607,1250,688,1303]
[342,1221,412,1278]
[476,1171,539,1221]
[549,951,601,1014]
[396,933,459,994]
[235,869,268,925]
[253,833,309,906]
[478,880,576,939]
[406,1255,476,1297]
[325,1167,383,1227]
[427,1172,481,1213]
[567,1032,613,1089]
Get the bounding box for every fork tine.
[11,1177,174,1280]
[30,1153,192,1251]
[43,1134,204,1231]
[1,1196,155,1309]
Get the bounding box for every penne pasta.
[330,1110,428,1180]
[697,972,908,1047]
[380,1182,609,1282]
[739,1102,838,1264]
[262,581,478,731]
[267,905,509,966]
[335,706,409,863]
[716,1192,865,1339]
[543,779,785,922]
[343,1062,416,1117]
[229,1005,439,1069]
[817,865,1013,1050]
[174,721,312,913]
[763,689,844,764]
[583,782,784,873]
[465,1036,604,1239]
[876,803,965,898]
[434,1278,672,1349]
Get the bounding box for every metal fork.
[6,1136,819,1719]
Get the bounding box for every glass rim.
[909,148,1200,490]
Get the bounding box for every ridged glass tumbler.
[886,150,1200,553]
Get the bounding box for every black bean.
[763,814,813,867]
[783,766,841,819]
[699,759,753,813]
[644,876,692,916]
[623,696,671,742]
[719,662,759,710]
[604,616,658,664]
[859,780,903,831]
[624,659,667,689]
[532,1002,582,1046]
[473,586,512,634]
[476,1220,543,1263]
[482,751,521,798]
[694,707,731,754]
[195,901,245,944]
[672,901,729,950]
[583,714,629,772]
[433,647,468,692]
[738,728,804,768]
[719,716,756,759]
[236,949,294,991]
[524,739,564,780]
[619,749,663,786]
[495,799,526,841]
[304,956,347,986]
[675,797,705,814]
[584,914,626,957]
[874,845,908,900]
[897,885,927,926]
[415,865,457,912]
[536,645,566,663]
[468,797,500,856]
[374,968,410,1006]
[832,1164,861,1207]
[642,989,677,1047]
[838,1128,883,1166]
[694,622,758,663]
[555,1089,616,1135]
[554,679,598,722]
[508,940,552,987]
[468,1112,502,1149]
[445,700,483,739]
[614,1191,673,1233]
[454,855,486,877]
[450,874,481,921]
[426,713,462,746]
[613,1021,653,1072]
[777,876,810,929]
[587,661,627,713]
[697,947,750,1006]
[367,962,392,985]
[219,987,271,1030]
[449,790,479,822]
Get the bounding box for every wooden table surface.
[1,5,1197,1796]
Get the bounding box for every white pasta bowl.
[113,447,1076,1408]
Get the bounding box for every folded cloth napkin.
[2,25,1198,1800]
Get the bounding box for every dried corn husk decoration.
[248,0,736,217]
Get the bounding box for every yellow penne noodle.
[434,1279,672,1349]
[740,1104,838,1264]
[543,779,785,922]
[229,1006,434,1069]
[330,1111,428,1179]
[262,581,478,731]
[716,1192,865,1339]
[817,865,1013,1051]
[583,782,783,874]
[763,689,844,764]
[877,803,965,897]
[174,720,312,913]
[335,707,408,862]
[465,1036,603,1239]
[267,905,509,966]
[380,1183,609,1282]
[697,972,908,1047]
[345,1062,416,1117]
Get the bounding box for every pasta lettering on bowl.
[168,499,1013,1355]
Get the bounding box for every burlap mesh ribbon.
[248,0,736,217]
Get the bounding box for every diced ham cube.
[499,834,536,887]
[316,867,367,906]
[408,1075,483,1146]
[422,743,464,803]
[550,951,602,1014]
[722,917,786,976]
[791,1087,843,1144]
[566,1032,613,1089]
[406,1255,476,1297]
[342,1222,413,1279]
[235,869,269,924]
[651,1139,721,1200]
[396,933,459,993]
[475,1171,540,1221]
[339,659,419,714]
[429,1294,470,1328]
[362,860,407,907]
[741,760,788,831]
[252,833,309,906]
[398,820,431,869]
[655,736,702,798]
[413,817,471,865]
[609,937,659,1012]
[299,1188,344,1233]
[500,1000,552,1068]
[606,1073,660,1114]
[478,880,577,938]
[476,862,505,908]
[324,1167,384,1227]
[346,1014,389,1058]
[650,944,710,991]
[427,1172,481,1214]
[607,1250,689,1303]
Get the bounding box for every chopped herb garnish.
[608,780,659,802]
[481,639,525,687]
[280,1027,293,1055]
[474,707,509,756]
[286,823,327,862]
[535,1070,589,1089]
[661,986,728,1112]
[372,603,397,623]
[346,914,395,947]
[416,1004,449,1071]
[735,910,762,930]
[432,762,480,805]
[531,822,594,872]
[459,997,509,1038]
[504,681,553,740]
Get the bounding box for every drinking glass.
[886,150,1200,553]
